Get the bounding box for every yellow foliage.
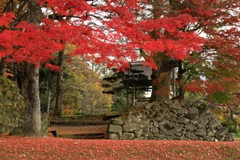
[62,56,113,115]
[64,43,76,54]
[62,105,74,115]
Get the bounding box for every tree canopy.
[0,0,206,69]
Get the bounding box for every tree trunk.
[149,54,172,102]
[54,51,64,116]
[229,108,239,133]
[47,88,51,115]
[22,64,41,136]
[125,70,130,111]
[148,1,174,102]
[176,60,185,100]
[0,58,6,76]
[21,0,42,136]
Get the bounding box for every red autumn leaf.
[0,136,239,159]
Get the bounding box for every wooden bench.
[0,131,10,137]
[48,124,109,139]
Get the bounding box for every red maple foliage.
[180,0,240,97]
[0,0,205,70]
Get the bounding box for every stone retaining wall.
[108,100,234,141]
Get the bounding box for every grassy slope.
[0,136,240,160]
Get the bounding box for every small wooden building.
[122,62,152,107]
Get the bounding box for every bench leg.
[49,131,57,137]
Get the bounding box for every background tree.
[181,0,239,97]
[145,0,240,101]
[62,57,113,115]
[39,67,56,115]
[54,51,64,116]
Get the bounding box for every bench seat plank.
[48,125,108,139]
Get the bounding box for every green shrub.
[0,76,24,132]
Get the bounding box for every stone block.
[143,132,154,137]
[195,129,207,136]
[177,108,188,115]
[208,118,222,129]
[207,131,215,137]
[123,133,135,140]
[132,116,142,123]
[215,127,228,138]
[198,114,209,128]
[185,132,198,140]
[134,129,143,138]
[111,118,124,125]
[109,133,120,140]
[109,124,122,136]
[177,117,190,124]
[150,127,159,134]
[159,125,174,136]
[123,123,140,132]
[153,120,159,128]
[188,107,199,115]
[173,127,182,133]
[185,123,196,131]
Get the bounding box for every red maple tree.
[180,0,240,99]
